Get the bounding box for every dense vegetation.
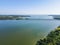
[36,26,60,45]
[0,15,30,20]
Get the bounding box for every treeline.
[36,26,60,45]
[0,15,30,20]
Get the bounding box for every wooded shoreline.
[36,26,60,45]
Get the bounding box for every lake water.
[0,20,60,45]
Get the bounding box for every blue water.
[0,20,60,45]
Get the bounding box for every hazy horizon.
[0,0,60,15]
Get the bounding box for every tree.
[36,26,60,45]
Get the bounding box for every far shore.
[0,15,59,20]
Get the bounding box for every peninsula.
[0,15,30,20]
[36,26,60,45]
[49,15,60,20]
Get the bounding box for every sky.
[0,0,60,15]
